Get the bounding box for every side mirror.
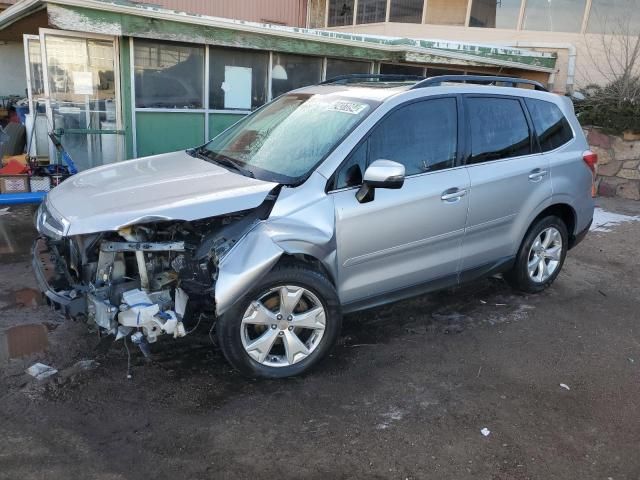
[356,159,405,203]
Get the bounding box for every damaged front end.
[32,194,277,348]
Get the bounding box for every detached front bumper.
[32,237,86,317]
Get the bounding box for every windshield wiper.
[191,147,254,178]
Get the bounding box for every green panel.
[208,113,245,140]
[136,112,205,157]
[119,36,135,159]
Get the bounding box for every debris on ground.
[560,383,571,391]
[14,288,42,308]
[26,363,58,380]
[481,427,491,437]
[74,359,99,370]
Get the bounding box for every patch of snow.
[590,207,640,232]
[376,407,406,430]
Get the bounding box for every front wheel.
[505,216,568,293]
[216,263,342,378]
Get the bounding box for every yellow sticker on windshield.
[327,101,368,115]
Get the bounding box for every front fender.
[214,180,336,316]
[215,225,284,316]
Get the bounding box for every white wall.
[0,41,26,97]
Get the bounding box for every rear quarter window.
[525,98,574,152]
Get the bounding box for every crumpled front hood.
[47,151,278,236]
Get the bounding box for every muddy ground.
[0,198,639,480]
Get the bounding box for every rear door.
[330,96,470,307]
[460,94,552,275]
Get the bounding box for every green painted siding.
[136,112,205,157]
[119,36,135,159]
[209,113,244,139]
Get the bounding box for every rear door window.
[466,97,531,164]
[525,98,574,151]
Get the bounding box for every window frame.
[461,93,538,166]
[327,94,465,192]
[523,97,576,154]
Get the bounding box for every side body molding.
[215,173,337,316]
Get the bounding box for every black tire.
[505,215,568,293]
[216,262,342,378]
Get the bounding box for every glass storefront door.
[38,30,122,171]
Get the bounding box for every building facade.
[312,0,640,92]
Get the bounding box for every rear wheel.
[505,216,568,293]
[216,263,342,378]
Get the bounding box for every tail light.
[583,150,598,197]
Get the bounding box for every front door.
[330,97,469,307]
[38,29,123,171]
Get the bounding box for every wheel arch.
[525,202,577,247]
[214,224,338,317]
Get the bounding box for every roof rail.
[320,74,425,85]
[411,75,548,91]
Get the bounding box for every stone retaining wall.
[585,127,640,201]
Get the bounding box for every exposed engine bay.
[33,191,279,352]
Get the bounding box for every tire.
[216,262,342,378]
[505,215,568,294]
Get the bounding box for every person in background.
[7,106,21,124]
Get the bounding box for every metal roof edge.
[5,0,556,71]
[0,0,44,31]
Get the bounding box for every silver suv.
[33,75,596,378]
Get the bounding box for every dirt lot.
[1,198,639,480]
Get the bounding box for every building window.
[134,39,204,109]
[356,0,387,24]
[523,0,586,33]
[271,53,323,99]
[380,63,425,76]
[209,47,268,111]
[328,0,355,26]
[27,38,45,97]
[326,58,372,79]
[469,0,521,29]
[389,0,424,23]
[587,0,640,34]
[425,0,468,26]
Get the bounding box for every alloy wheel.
[240,286,326,367]
[527,226,563,283]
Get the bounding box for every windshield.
[198,93,377,183]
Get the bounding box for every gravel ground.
[0,198,639,480]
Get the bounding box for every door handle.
[441,188,467,202]
[528,169,548,181]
